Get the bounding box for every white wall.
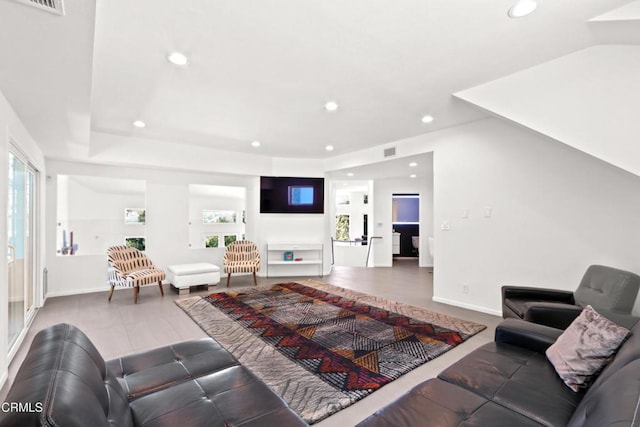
[45,161,254,296]
[38,115,640,330]
[368,153,434,269]
[247,175,332,277]
[0,89,46,390]
[431,119,640,315]
[324,118,640,316]
[45,160,333,294]
[372,173,433,268]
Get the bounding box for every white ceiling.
[0,0,638,173]
[455,44,640,176]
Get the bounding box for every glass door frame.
[7,143,40,359]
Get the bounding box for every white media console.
[266,242,324,277]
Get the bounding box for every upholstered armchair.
[107,245,165,304]
[502,264,640,329]
[223,240,260,287]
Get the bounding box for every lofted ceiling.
[0,0,638,176]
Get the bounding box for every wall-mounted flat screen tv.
[260,176,324,214]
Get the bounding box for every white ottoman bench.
[166,263,220,295]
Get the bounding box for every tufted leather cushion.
[567,359,640,427]
[129,365,306,427]
[574,265,640,313]
[358,317,640,427]
[0,324,307,427]
[0,323,133,427]
[438,342,582,426]
[357,378,542,427]
[107,338,239,400]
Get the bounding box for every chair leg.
[158,280,164,297]
[252,272,257,286]
[134,286,139,304]
[108,285,115,302]
[226,273,231,287]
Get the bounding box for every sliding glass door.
[7,149,38,351]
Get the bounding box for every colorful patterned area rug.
[175,280,486,424]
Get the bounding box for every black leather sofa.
[358,316,640,427]
[0,323,307,427]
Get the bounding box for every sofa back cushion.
[567,318,640,427]
[567,358,640,427]
[584,317,640,388]
[574,265,640,313]
[0,323,134,427]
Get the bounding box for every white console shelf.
[267,242,323,277]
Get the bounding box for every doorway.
[7,148,39,354]
[392,193,419,264]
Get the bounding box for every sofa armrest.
[522,302,583,329]
[495,318,563,354]
[502,285,575,304]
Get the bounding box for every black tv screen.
[260,176,324,214]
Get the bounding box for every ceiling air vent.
[13,0,65,16]
[383,147,396,158]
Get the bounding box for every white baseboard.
[46,286,109,298]
[432,296,502,317]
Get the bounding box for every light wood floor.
[1,259,501,426]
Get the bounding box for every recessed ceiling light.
[168,52,189,66]
[251,141,261,147]
[347,172,354,177]
[324,101,339,112]
[410,174,417,178]
[409,162,418,167]
[508,0,539,18]
[132,120,146,128]
[421,115,434,124]
[325,145,334,151]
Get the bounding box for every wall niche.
[188,184,246,249]
[56,175,146,255]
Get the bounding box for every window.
[203,234,238,248]
[203,210,237,224]
[204,235,219,248]
[125,208,146,224]
[125,237,146,251]
[336,215,350,240]
[336,193,350,205]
